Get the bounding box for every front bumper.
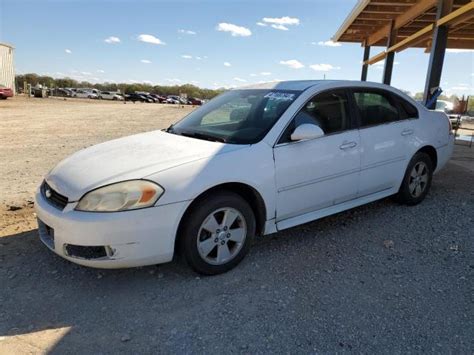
[35,188,190,268]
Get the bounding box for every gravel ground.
[0,97,473,353]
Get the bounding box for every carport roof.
[332,0,474,49]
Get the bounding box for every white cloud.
[224,62,232,67]
[250,73,258,77]
[141,59,152,64]
[262,16,300,26]
[143,80,153,85]
[260,72,272,76]
[259,16,300,31]
[216,23,252,37]
[104,36,121,44]
[81,71,92,75]
[446,49,473,53]
[234,77,247,82]
[178,29,196,35]
[196,56,202,60]
[317,40,341,47]
[137,34,166,45]
[65,49,72,54]
[309,64,341,72]
[97,69,105,73]
[271,24,289,31]
[181,54,193,59]
[279,59,304,69]
[166,78,182,83]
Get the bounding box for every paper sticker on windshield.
[264,92,295,101]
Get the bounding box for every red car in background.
[0,85,13,99]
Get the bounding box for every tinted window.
[354,91,400,127]
[395,96,419,119]
[279,90,350,143]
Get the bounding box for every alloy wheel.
[409,161,429,198]
[197,207,247,265]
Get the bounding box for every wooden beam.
[437,1,474,27]
[364,51,387,65]
[366,0,438,46]
[370,2,415,6]
[387,24,434,52]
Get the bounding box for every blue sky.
[1,0,473,95]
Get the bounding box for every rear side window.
[353,91,400,127]
[395,96,419,119]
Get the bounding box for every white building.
[0,43,15,94]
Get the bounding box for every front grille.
[38,219,55,249]
[65,244,108,259]
[41,181,68,210]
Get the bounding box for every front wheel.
[396,152,433,205]
[179,192,255,275]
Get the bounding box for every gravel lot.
[0,97,473,353]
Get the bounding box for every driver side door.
[273,89,361,228]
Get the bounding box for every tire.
[179,191,256,275]
[396,152,433,205]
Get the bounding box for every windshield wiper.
[179,131,227,143]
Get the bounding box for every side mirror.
[291,124,324,141]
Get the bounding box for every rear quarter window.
[394,95,419,119]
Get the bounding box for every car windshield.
[169,89,301,144]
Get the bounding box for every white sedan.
[35,80,454,274]
[99,91,124,101]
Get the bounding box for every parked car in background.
[74,90,98,99]
[100,91,124,101]
[435,99,462,129]
[137,92,159,103]
[187,97,203,105]
[166,95,181,104]
[0,85,14,99]
[125,93,148,103]
[52,88,73,97]
[35,80,453,275]
[149,94,167,103]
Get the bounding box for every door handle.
[401,129,414,136]
[339,141,357,150]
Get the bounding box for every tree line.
[15,73,224,99]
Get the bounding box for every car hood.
[46,130,242,201]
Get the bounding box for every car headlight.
[75,180,164,212]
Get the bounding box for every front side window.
[170,89,301,144]
[353,91,400,127]
[279,90,351,143]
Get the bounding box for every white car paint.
[74,90,98,99]
[35,80,454,268]
[100,91,124,100]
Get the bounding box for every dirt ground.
[0,96,194,238]
[0,96,473,353]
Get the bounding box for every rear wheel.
[179,192,255,275]
[396,152,433,205]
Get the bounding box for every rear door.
[350,89,416,196]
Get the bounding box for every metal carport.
[332,0,474,108]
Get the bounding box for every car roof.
[239,80,400,92]
[236,80,424,111]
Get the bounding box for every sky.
[1,0,473,96]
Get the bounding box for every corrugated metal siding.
[0,44,15,94]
